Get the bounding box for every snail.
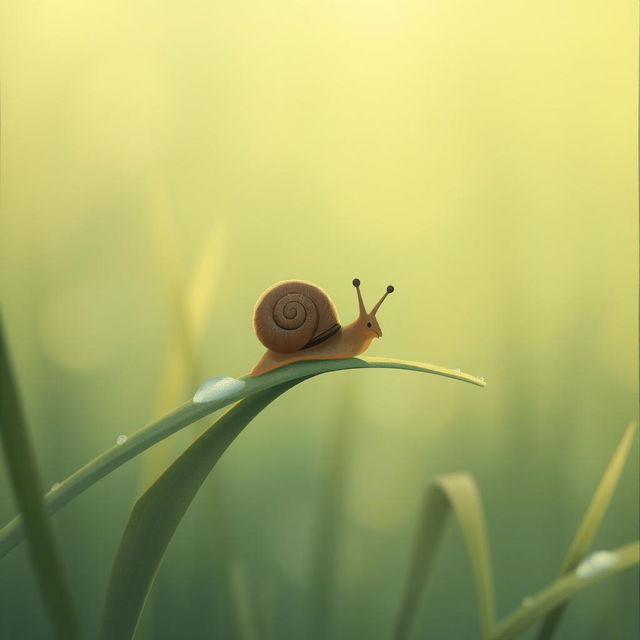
[250,278,394,376]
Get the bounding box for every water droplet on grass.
[479,376,485,382]
[193,376,246,403]
[116,435,127,445]
[50,482,61,492]
[575,550,617,578]
[454,368,461,373]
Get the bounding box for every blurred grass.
[229,560,261,640]
[307,378,359,639]
[0,316,83,640]
[136,199,227,635]
[394,472,495,640]
[257,578,277,640]
[136,198,225,514]
[492,541,640,640]
[537,422,637,638]
[395,424,638,640]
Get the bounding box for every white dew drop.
[575,550,618,579]
[50,482,61,492]
[479,376,485,382]
[193,376,246,404]
[116,434,128,445]
[454,368,461,373]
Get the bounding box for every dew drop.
[193,376,246,403]
[454,368,461,373]
[575,550,617,578]
[479,376,485,382]
[50,482,61,492]
[116,434,127,445]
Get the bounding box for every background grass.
[0,0,638,638]
[394,425,638,640]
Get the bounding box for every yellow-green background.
[0,0,637,638]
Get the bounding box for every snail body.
[250,278,394,376]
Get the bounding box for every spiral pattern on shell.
[253,280,340,353]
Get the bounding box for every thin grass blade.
[0,316,83,639]
[186,223,227,346]
[147,185,196,375]
[492,541,639,640]
[0,357,484,559]
[138,217,225,493]
[99,381,301,640]
[395,472,495,640]
[394,481,449,640]
[536,422,637,639]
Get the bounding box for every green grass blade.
[99,381,301,640]
[492,541,639,640]
[0,317,83,639]
[536,422,637,639]
[394,480,449,640]
[186,223,227,346]
[395,472,495,640]
[0,357,484,559]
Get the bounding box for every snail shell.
[253,280,341,353]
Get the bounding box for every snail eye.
[367,322,372,328]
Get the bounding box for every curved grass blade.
[138,217,225,493]
[99,381,302,640]
[395,473,495,640]
[536,422,637,639]
[186,223,227,346]
[0,317,83,639]
[492,541,639,640]
[0,357,484,559]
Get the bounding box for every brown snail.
[250,278,394,376]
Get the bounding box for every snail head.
[352,278,394,338]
